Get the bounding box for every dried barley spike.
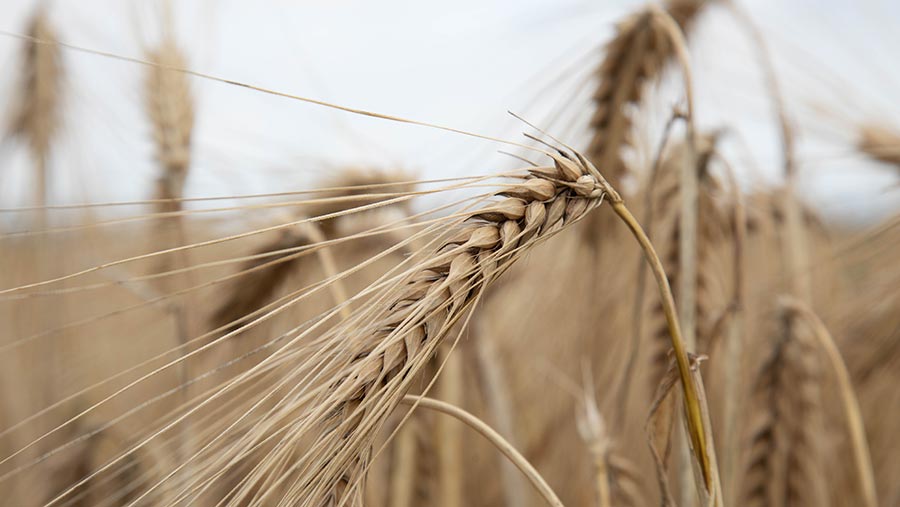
[10,11,62,160]
[9,11,63,214]
[209,170,415,333]
[145,38,194,212]
[587,1,706,191]
[294,147,609,506]
[646,136,728,385]
[210,228,312,333]
[857,123,900,171]
[739,308,829,507]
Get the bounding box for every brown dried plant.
[292,147,613,506]
[586,0,708,194]
[210,170,415,333]
[739,307,829,507]
[645,135,730,385]
[9,10,63,209]
[857,123,900,170]
[145,38,193,214]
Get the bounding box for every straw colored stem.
[387,417,418,507]
[593,455,611,507]
[401,395,564,507]
[617,111,684,431]
[435,346,464,507]
[642,12,704,501]
[718,155,747,505]
[610,200,714,490]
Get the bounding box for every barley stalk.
[611,198,720,498]
[304,222,352,320]
[434,344,464,507]
[616,110,684,429]
[716,154,747,506]
[646,352,723,507]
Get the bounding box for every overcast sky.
[1,0,898,226]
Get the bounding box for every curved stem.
[610,201,714,490]
[400,395,564,507]
[647,12,704,504]
[616,111,685,432]
[716,153,747,505]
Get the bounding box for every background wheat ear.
[145,38,193,211]
[9,11,62,165]
[209,228,313,335]
[642,133,727,386]
[8,10,63,228]
[739,306,829,507]
[857,123,900,170]
[585,0,707,196]
[2,2,900,506]
[209,169,416,336]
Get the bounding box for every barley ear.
[780,297,877,507]
[739,306,829,507]
[857,123,900,171]
[9,11,63,222]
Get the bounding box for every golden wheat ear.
[857,123,900,171]
[9,11,63,164]
[586,0,708,193]
[643,134,728,386]
[739,306,829,507]
[209,228,313,334]
[217,143,608,506]
[145,38,194,210]
[7,10,63,230]
[209,169,417,335]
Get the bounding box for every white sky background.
[1,0,898,228]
